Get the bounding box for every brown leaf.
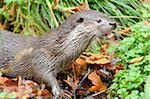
[78,3,89,10]
[8,3,16,16]
[77,89,86,95]
[2,5,6,10]
[0,23,4,29]
[75,58,87,65]
[140,0,150,3]
[94,58,111,64]
[54,0,59,4]
[144,19,150,28]
[88,86,97,92]
[63,77,76,88]
[73,58,87,76]
[119,27,131,34]
[0,77,9,83]
[88,71,107,92]
[72,3,89,12]
[128,56,144,64]
[86,56,111,65]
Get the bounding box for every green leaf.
[7,92,17,99]
[144,76,150,99]
[0,92,7,99]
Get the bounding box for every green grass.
[0,0,148,36]
[0,1,150,98]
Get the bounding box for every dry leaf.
[128,56,144,64]
[119,27,131,34]
[75,58,87,65]
[77,89,86,95]
[2,5,6,10]
[0,23,4,29]
[63,77,76,88]
[0,77,9,83]
[54,0,59,4]
[72,3,89,12]
[94,58,111,64]
[140,0,150,3]
[88,86,97,92]
[86,56,111,65]
[0,77,51,98]
[88,71,107,92]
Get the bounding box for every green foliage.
[0,92,17,99]
[0,0,148,36]
[89,0,148,26]
[109,21,150,98]
[144,76,150,99]
[4,0,24,5]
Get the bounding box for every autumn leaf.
[72,3,89,12]
[88,86,97,92]
[88,71,107,92]
[54,0,59,4]
[0,77,51,98]
[119,27,131,34]
[0,77,9,83]
[86,54,111,65]
[75,58,87,65]
[0,23,4,29]
[128,56,144,64]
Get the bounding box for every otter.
[0,10,116,97]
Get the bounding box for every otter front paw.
[52,85,64,96]
[49,78,64,98]
[52,84,64,99]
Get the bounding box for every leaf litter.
[0,32,125,98]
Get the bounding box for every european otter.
[0,10,116,97]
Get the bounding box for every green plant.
[0,0,148,36]
[109,21,150,98]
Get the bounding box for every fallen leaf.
[2,5,6,10]
[0,77,9,83]
[0,77,17,87]
[119,27,131,34]
[0,77,51,98]
[8,3,15,16]
[88,71,107,92]
[0,23,4,29]
[86,56,111,65]
[88,86,97,92]
[77,89,86,95]
[128,56,144,64]
[78,3,89,10]
[63,77,76,88]
[140,0,150,3]
[71,3,89,12]
[75,58,87,65]
[54,0,59,4]
[94,58,111,64]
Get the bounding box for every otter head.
[59,10,117,59]
[61,10,116,39]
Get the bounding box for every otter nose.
[109,22,117,29]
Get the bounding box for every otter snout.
[109,22,117,29]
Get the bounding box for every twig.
[77,68,91,88]
[92,90,106,97]
[73,68,91,98]
[72,64,77,85]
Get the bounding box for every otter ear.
[77,18,84,23]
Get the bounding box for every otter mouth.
[104,31,111,36]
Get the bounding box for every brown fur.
[0,10,116,97]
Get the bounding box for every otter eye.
[97,19,102,23]
[77,18,84,22]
